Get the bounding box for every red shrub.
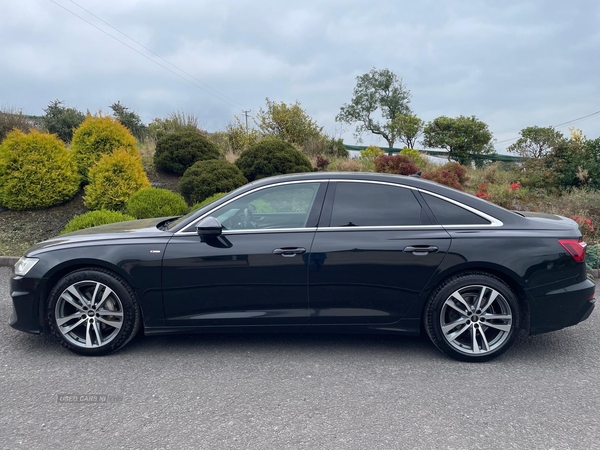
[316,155,330,171]
[421,168,462,190]
[374,154,418,175]
[442,162,468,184]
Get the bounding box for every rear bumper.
[9,276,43,335]
[529,279,596,335]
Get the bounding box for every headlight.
[14,257,39,276]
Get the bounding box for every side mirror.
[196,216,222,237]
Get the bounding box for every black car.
[9,172,596,361]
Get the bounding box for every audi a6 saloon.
[9,172,596,361]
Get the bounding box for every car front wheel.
[47,268,141,356]
[425,272,520,362]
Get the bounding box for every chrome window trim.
[175,180,324,236]
[175,178,503,236]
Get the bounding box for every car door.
[308,180,451,325]
[162,181,327,327]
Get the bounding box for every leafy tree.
[41,100,85,144]
[507,126,565,158]
[110,101,147,141]
[336,68,411,148]
[390,113,424,149]
[255,98,324,146]
[225,115,260,153]
[422,115,494,165]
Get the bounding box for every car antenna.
[409,171,421,178]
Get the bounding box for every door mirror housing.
[196,216,223,237]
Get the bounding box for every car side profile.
[9,172,596,361]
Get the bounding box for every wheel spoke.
[61,317,86,334]
[67,285,89,308]
[482,321,511,332]
[96,316,122,330]
[92,320,103,345]
[95,286,115,310]
[480,290,500,314]
[483,313,512,321]
[97,310,123,318]
[61,292,86,312]
[90,283,101,308]
[56,313,82,327]
[442,317,468,334]
[446,323,470,342]
[451,292,471,312]
[479,327,490,352]
[474,287,487,312]
[471,326,480,354]
[85,320,93,347]
[447,299,469,317]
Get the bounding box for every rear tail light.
[559,239,587,262]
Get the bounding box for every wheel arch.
[418,263,531,332]
[38,259,141,333]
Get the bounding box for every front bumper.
[9,275,43,334]
[529,279,596,335]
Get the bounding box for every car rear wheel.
[425,272,520,362]
[47,268,141,356]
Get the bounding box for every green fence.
[343,145,526,163]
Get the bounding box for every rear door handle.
[403,245,439,256]
[273,247,306,257]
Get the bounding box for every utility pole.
[242,110,251,134]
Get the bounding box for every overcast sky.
[2,0,599,152]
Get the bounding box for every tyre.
[47,268,141,356]
[425,272,520,362]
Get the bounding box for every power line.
[495,110,600,146]
[48,0,246,111]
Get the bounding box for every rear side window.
[422,193,490,225]
[330,182,422,227]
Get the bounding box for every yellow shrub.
[0,129,80,210]
[359,145,385,162]
[84,148,150,211]
[71,114,138,182]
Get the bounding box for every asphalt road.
[0,266,599,450]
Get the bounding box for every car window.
[210,183,321,230]
[329,182,422,227]
[422,193,490,225]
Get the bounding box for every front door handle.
[273,247,306,257]
[403,245,439,256]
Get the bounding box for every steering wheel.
[243,206,256,229]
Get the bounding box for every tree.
[336,68,411,148]
[110,101,147,141]
[423,115,494,165]
[390,113,424,149]
[254,98,324,146]
[507,126,565,158]
[40,100,85,143]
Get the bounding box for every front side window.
[329,182,423,227]
[210,183,321,230]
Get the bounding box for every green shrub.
[399,148,425,166]
[190,192,227,211]
[0,129,80,210]
[374,154,418,175]
[126,187,189,219]
[71,114,138,182]
[180,160,247,204]
[84,148,150,211]
[62,210,135,234]
[235,137,313,182]
[359,145,385,162]
[154,129,221,175]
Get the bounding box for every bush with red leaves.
[373,154,418,175]
[421,168,462,190]
[442,161,468,184]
